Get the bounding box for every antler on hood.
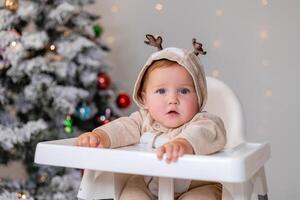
[144,34,163,50]
[192,38,207,56]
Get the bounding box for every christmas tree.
[0,0,131,199]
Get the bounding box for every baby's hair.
[138,59,178,101]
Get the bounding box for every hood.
[133,47,207,111]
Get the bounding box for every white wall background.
[87,1,300,199]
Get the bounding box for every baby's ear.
[140,92,148,109]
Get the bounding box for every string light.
[5,0,19,11]
[155,3,163,11]
[38,174,47,183]
[9,40,22,51]
[111,4,119,13]
[100,115,106,121]
[265,89,273,97]
[16,192,27,199]
[212,69,221,77]
[10,41,17,47]
[63,31,71,37]
[262,59,270,67]
[261,0,268,6]
[49,44,56,51]
[216,9,224,16]
[213,40,222,48]
[259,30,269,40]
[106,35,115,45]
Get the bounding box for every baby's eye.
[155,88,166,94]
[179,88,190,94]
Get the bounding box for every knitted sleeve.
[93,110,145,148]
[175,112,226,155]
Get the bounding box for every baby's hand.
[156,138,194,163]
[75,130,111,148]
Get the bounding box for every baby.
[76,35,226,200]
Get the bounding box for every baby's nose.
[168,94,179,104]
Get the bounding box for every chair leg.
[77,170,129,200]
[77,170,102,200]
[222,183,234,200]
[222,180,253,200]
[258,194,268,200]
[253,166,268,198]
[158,177,174,200]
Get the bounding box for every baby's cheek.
[151,107,163,118]
[150,100,164,110]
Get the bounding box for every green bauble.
[64,126,73,134]
[93,24,103,38]
[64,115,73,134]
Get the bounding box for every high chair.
[34,76,270,200]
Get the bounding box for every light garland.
[10,41,17,48]
[106,35,116,45]
[16,191,27,199]
[4,0,19,12]
[213,40,222,48]
[216,9,224,16]
[49,44,56,51]
[259,30,269,40]
[155,3,163,11]
[9,40,22,51]
[261,0,268,6]
[111,4,119,13]
[265,89,273,97]
[262,59,270,67]
[212,69,221,77]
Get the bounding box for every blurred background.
[87,0,300,199]
[0,0,299,199]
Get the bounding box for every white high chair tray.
[34,138,270,183]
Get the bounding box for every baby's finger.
[172,145,180,162]
[178,145,185,157]
[97,143,104,148]
[89,134,99,147]
[156,146,166,160]
[76,134,88,146]
[165,145,174,163]
[82,136,90,147]
[75,136,81,146]
[97,140,106,148]
[76,132,87,146]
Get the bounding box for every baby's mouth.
[166,110,179,115]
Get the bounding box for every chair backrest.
[203,76,246,149]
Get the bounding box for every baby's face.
[142,64,198,128]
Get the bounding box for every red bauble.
[116,93,131,109]
[97,72,111,89]
[102,119,110,125]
